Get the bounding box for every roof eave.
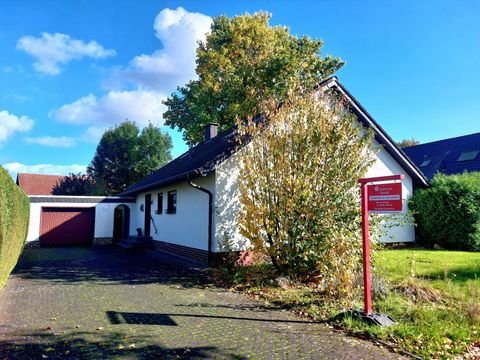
[121,169,207,197]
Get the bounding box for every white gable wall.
[131,175,215,251]
[366,142,415,243]
[213,142,416,253]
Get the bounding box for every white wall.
[213,141,416,253]
[131,175,215,251]
[366,143,415,243]
[26,197,132,243]
[214,153,246,252]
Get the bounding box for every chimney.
[204,123,218,141]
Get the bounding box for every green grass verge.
[210,249,480,358]
[369,249,480,358]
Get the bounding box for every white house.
[19,78,428,264]
[119,77,429,264]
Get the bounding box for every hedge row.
[410,172,480,251]
[0,166,29,288]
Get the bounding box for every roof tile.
[403,132,480,180]
[16,173,65,195]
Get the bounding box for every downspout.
[187,176,213,266]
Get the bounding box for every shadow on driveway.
[0,330,246,360]
[0,247,403,359]
[13,246,208,287]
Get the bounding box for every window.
[156,193,163,214]
[167,190,177,214]
[457,150,479,162]
[420,159,431,167]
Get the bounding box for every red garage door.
[40,207,95,247]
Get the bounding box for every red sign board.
[367,183,402,212]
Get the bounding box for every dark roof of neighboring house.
[402,132,480,180]
[16,173,64,195]
[122,77,428,196]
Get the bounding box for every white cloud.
[111,7,212,91]
[0,110,34,144]
[49,7,211,132]
[17,32,116,75]
[24,136,76,147]
[51,90,167,127]
[82,126,107,143]
[114,7,212,91]
[3,162,86,179]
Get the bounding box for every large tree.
[88,122,172,194]
[163,12,344,145]
[237,90,375,297]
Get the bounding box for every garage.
[40,207,95,247]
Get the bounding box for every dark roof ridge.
[122,76,429,196]
[403,131,480,149]
[328,78,428,187]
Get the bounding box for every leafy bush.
[237,90,375,297]
[410,172,480,251]
[0,166,29,287]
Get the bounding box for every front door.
[144,194,151,237]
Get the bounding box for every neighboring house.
[16,173,65,195]
[18,173,134,248]
[402,132,480,180]
[120,77,428,264]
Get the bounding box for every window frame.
[156,192,163,214]
[166,190,177,214]
[419,159,431,167]
[457,150,479,162]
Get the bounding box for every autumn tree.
[88,122,172,194]
[237,89,375,297]
[164,12,344,145]
[52,173,95,195]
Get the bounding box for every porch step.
[117,236,154,249]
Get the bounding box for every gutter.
[121,170,199,196]
[187,173,213,266]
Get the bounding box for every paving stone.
[0,247,406,359]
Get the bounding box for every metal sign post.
[356,174,404,325]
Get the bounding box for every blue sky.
[1,0,479,178]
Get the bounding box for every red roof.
[16,173,65,195]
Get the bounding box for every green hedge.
[0,166,29,288]
[410,172,480,251]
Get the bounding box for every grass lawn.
[369,249,480,358]
[212,249,480,358]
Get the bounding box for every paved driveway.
[0,247,403,359]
